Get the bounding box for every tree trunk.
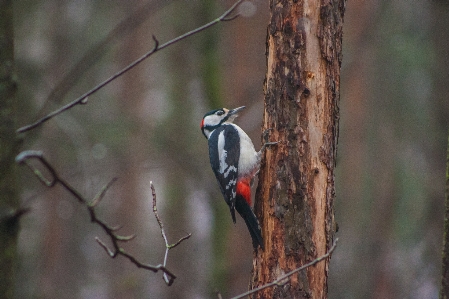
[0,0,19,298]
[251,0,345,298]
[433,2,449,298]
[441,131,449,299]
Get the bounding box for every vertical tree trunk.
[0,0,19,298]
[441,131,449,299]
[433,2,449,298]
[251,0,345,298]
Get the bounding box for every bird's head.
[200,106,245,139]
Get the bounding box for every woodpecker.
[201,106,275,250]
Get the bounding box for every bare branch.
[151,35,159,51]
[115,234,137,242]
[109,225,123,232]
[151,182,170,246]
[150,182,191,285]
[231,238,339,299]
[95,237,117,257]
[16,151,179,285]
[16,150,58,187]
[16,0,244,134]
[169,233,192,249]
[90,177,119,207]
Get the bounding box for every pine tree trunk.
[251,0,345,298]
[0,0,19,298]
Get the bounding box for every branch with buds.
[15,150,190,286]
[150,181,192,285]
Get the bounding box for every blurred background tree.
[0,1,20,298]
[7,0,448,298]
[329,0,448,298]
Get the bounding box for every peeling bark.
[251,0,345,298]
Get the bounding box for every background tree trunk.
[0,0,19,298]
[442,131,449,299]
[251,0,345,298]
[436,1,449,298]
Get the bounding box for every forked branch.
[15,150,189,285]
[150,182,191,285]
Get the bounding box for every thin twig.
[169,233,192,249]
[16,150,179,285]
[231,238,339,299]
[90,177,119,207]
[150,182,191,285]
[35,1,172,117]
[16,0,244,134]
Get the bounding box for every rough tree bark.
[0,0,19,298]
[251,0,345,298]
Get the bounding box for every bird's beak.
[229,106,246,116]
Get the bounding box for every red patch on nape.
[237,180,252,206]
[200,119,204,129]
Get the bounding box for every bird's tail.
[235,196,264,250]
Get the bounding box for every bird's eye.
[216,110,224,116]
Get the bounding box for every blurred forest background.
[11,0,449,298]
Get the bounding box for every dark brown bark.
[251,0,345,298]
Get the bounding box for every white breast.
[231,124,259,179]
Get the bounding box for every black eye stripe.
[203,108,223,118]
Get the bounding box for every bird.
[200,106,276,249]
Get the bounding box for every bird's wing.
[208,125,240,223]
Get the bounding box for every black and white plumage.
[207,124,241,222]
[201,106,273,249]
